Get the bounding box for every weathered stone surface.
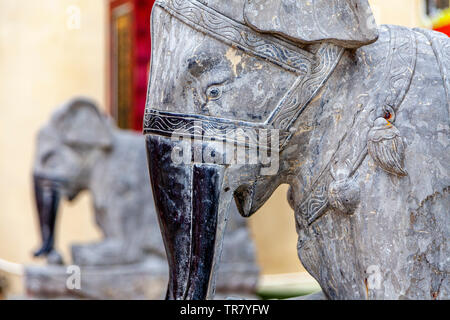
[27,98,259,299]
[26,257,168,300]
[244,0,379,48]
[144,0,449,300]
[292,26,449,300]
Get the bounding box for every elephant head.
[144,0,382,300]
[33,98,113,258]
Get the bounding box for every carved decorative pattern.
[244,0,378,49]
[267,44,344,147]
[382,25,417,113]
[298,26,418,225]
[145,0,344,150]
[368,119,408,176]
[144,110,289,148]
[364,26,415,177]
[415,28,450,111]
[156,0,313,74]
[298,183,330,225]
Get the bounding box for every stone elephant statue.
[33,97,163,266]
[143,0,449,300]
[30,97,259,298]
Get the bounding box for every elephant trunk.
[33,174,61,257]
[146,135,231,300]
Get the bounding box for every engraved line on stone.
[297,26,418,225]
[156,0,313,74]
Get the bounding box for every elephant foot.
[71,240,142,266]
[46,250,64,265]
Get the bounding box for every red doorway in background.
[427,0,450,36]
[433,9,450,36]
[109,0,155,131]
[434,23,450,35]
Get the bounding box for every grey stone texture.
[143,0,449,299]
[26,97,259,299]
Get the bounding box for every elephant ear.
[244,0,379,49]
[51,97,113,149]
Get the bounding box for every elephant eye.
[206,85,222,101]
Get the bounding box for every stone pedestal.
[25,258,259,300]
[25,257,168,300]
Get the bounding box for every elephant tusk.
[0,258,24,276]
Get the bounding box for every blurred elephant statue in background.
[32,97,163,266]
[28,97,259,299]
[144,0,449,300]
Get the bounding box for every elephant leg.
[71,239,142,266]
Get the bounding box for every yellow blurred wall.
[0,0,429,296]
[369,0,428,28]
[0,0,106,294]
